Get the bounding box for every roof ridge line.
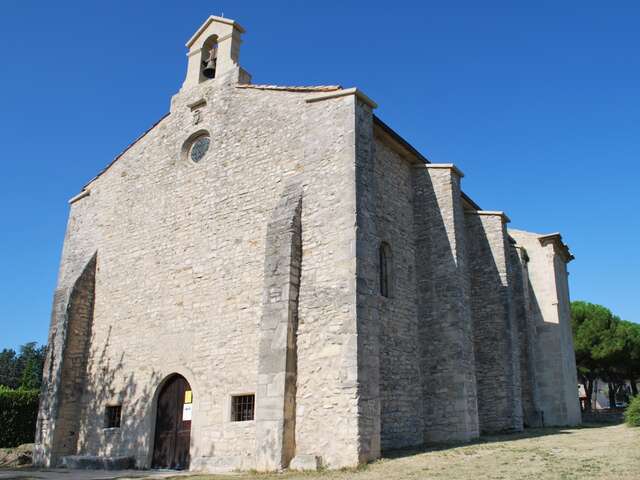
[236,84,342,92]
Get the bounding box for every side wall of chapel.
[356,124,581,450]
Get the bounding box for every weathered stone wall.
[412,165,479,443]
[255,183,302,471]
[353,102,382,462]
[553,254,582,425]
[509,230,581,427]
[465,213,522,433]
[50,254,97,459]
[39,69,364,471]
[34,192,100,467]
[293,92,360,469]
[354,121,424,453]
[508,243,542,427]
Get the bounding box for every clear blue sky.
[1,1,638,350]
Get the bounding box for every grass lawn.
[172,423,639,480]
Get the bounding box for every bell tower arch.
[182,16,246,89]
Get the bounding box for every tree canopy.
[0,343,46,390]
[571,301,640,409]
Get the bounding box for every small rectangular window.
[231,394,255,422]
[104,405,122,428]
[380,242,391,297]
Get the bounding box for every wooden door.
[152,375,192,470]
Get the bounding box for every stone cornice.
[538,233,575,263]
[464,210,511,224]
[414,163,465,178]
[68,189,90,205]
[305,87,378,109]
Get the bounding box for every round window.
[190,136,210,163]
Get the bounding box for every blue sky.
[1,1,638,350]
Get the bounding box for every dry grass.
[172,424,640,480]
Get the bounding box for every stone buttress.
[34,194,98,467]
[412,164,480,443]
[508,239,543,427]
[255,183,302,470]
[465,211,523,433]
[508,230,581,426]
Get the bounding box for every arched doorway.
[152,374,192,470]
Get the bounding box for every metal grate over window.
[190,136,210,163]
[231,394,255,422]
[104,405,122,428]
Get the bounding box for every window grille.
[104,405,122,428]
[231,394,255,422]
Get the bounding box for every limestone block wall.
[354,118,424,453]
[35,192,100,467]
[412,164,479,443]
[508,243,542,427]
[293,92,361,469]
[552,253,582,425]
[465,213,522,433]
[509,230,581,427]
[255,183,302,470]
[39,70,364,471]
[50,255,97,459]
[353,102,382,462]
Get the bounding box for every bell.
[202,48,217,79]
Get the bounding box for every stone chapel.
[34,16,582,472]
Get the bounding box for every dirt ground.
[174,424,640,480]
[1,424,637,480]
[0,444,32,469]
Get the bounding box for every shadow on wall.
[75,325,163,467]
[41,259,221,467]
[410,166,478,444]
[464,213,522,435]
[76,320,218,467]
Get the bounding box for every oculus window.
[190,136,210,163]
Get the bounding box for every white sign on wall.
[182,403,193,421]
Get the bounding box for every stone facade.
[34,16,581,473]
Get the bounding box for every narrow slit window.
[380,242,392,298]
[104,405,122,429]
[231,394,255,422]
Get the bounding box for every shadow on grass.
[382,423,615,460]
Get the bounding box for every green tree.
[0,342,46,390]
[19,356,42,390]
[0,349,19,389]
[614,320,640,396]
[571,301,623,410]
[571,301,640,409]
[16,343,46,390]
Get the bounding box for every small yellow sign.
[184,390,193,404]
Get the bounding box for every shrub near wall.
[625,396,640,427]
[0,387,39,447]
